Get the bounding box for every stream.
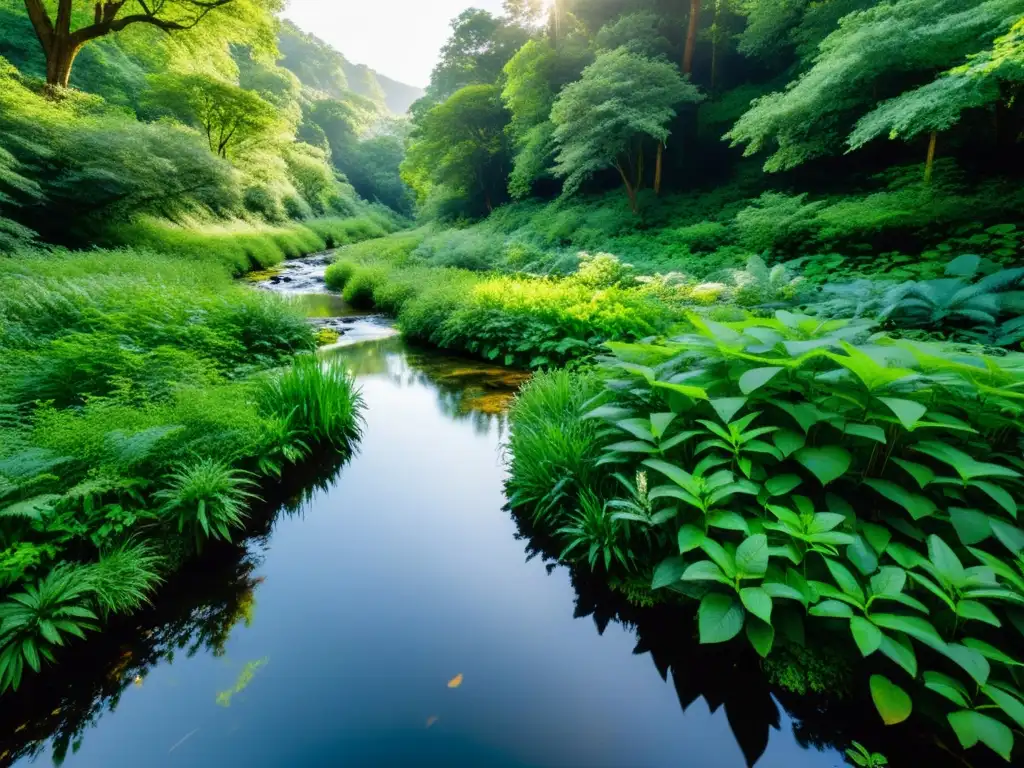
[1,255,861,768]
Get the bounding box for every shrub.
[667,221,731,253]
[734,192,824,254]
[256,356,364,449]
[154,459,258,549]
[509,310,1024,760]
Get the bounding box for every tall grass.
[257,356,364,449]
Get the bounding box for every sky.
[283,0,508,88]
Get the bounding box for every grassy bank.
[506,314,1024,762]
[324,230,691,368]
[0,246,364,692]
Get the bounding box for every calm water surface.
[2,257,852,768]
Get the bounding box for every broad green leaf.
[643,459,698,495]
[652,557,687,590]
[928,534,965,586]
[739,367,783,395]
[870,567,906,597]
[850,616,882,656]
[847,535,879,576]
[962,638,1023,667]
[844,423,887,444]
[682,560,731,584]
[870,614,946,651]
[877,397,927,430]
[652,380,709,401]
[698,594,745,644]
[913,441,1022,482]
[772,429,806,457]
[795,446,852,486]
[825,558,865,603]
[710,397,747,423]
[891,458,934,489]
[809,599,854,618]
[701,539,737,579]
[677,525,705,554]
[808,513,846,534]
[745,617,774,658]
[863,479,936,520]
[827,345,916,391]
[740,587,773,623]
[761,581,806,604]
[615,418,656,443]
[941,644,991,686]
[707,510,750,534]
[606,440,659,454]
[990,518,1024,555]
[870,675,912,725]
[878,632,918,677]
[982,684,1024,730]
[886,542,928,570]
[950,508,992,546]
[861,521,892,555]
[947,711,1013,761]
[649,412,677,440]
[765,474,802,496]
[957,600,1001,627]
[583,404,635,421]
[970,480,1018,518]
[923,671,969,707]
[735,534,768,578]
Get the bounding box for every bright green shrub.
[734,192,824,254]
[509,310,1024,760]
[154,459,257,549]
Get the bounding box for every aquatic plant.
[154,459,258,548]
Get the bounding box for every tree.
[145,73,279,158]
[549,48,703,212]
[848,17,1024,181]
[20,0,269,88]
[727,0,1022,172]
[401,84,511,213]
[595,11,672,58]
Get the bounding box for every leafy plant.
[154,459,258,548]
[0,564,98,691]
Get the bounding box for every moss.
[764,645,853,697]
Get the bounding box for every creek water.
[3,256,868,768]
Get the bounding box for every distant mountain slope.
[278,20,423,115]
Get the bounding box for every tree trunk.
[615,162,639,214]
[654,141,664,195]
[44,38,80,88]
[710,0,718,93]
[682,0,701,75]
[924,130,937,183]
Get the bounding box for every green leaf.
[605,440,659,454]
[983,684,1024,730]
[947,711,1013,761]
[735,534,768,578]
[745,617,774,657]
[710,397,747,423]
[957,600,1001,627]
[851,616,882,656]
[739,367,783,395]
[698,593,745,644]
[707,510,750,534]
[740,587,773,624]
[809,599,854,618]
[870,567,906,597]
[923,671,969,707]
[941,644,990,686]
[615,418,656,443]
[643,459,698,494]
[870,675,912,725]
[962,638,1023,667]
[864,479,936,520]
[861,521,892,555]
[682,560,731,584]
[772,429,805,457]
[891,458,934,489]
[970,480,1018,518]
[950,508,992,546]
[677,525,705,554]
[795,446,851,486]
[878,632,918,677]
[845,423,887,444]
[870,614,945,650]
[809,512,846,534]
[847,535,879,576]
[886,542,927,570]
[825,558,865,603]
[649,412,677,440]
[761,581,806,604]
[877,397,927,430]
[701,539,737,579]
[928,534,965,586]
[765,474,803,496]
[652,556,686,589]
[990,518,1024,555]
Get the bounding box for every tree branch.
[22,0,55,50]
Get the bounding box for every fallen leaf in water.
[447,673,463,689]
[426,716,439,729]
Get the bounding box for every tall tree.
[550,48,703,212]
[402,84,511,213]
[20,0,268,88]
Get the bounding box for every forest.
[1,0,1024,765]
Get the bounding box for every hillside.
[278,20,423,115]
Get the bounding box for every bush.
[508,309,1024,761]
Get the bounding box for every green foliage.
[509,308,1024,759]
[82,541,164,616]
[550,48,703,207]
[0,564,98,691]
[154,459,257,548]
[257,356,364,450]
[845,741,889,768]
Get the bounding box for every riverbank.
[0,235,373,692]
